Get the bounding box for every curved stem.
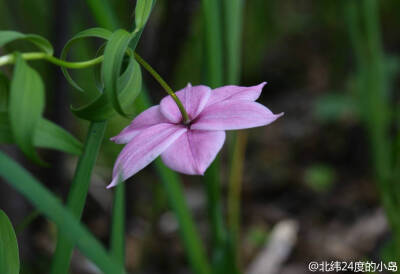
[0,52,104,69]
[133,52,190,124]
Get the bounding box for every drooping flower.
[108,82,282,188]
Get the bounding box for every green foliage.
[4,54,83,157]
[50,121,106,274]
[60,28,112,92]
[0,31,53,54]
[0,72,9,111]
[9,53,46,164]
[111,183,126,264]
[135,0,153,30]
[0,112,82,155]
[0,151,124,274]
[0,210,20,274]
[72,55,142,120]
[304,164,336,193]
[102,29,139,117]
[314,93,358,122]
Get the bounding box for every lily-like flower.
[108,82,282,188]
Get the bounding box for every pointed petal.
[160,84,211,123]
[161,130,225,175]
[191,100,283,131]
[206,82,267,107]
[110,105,168,144]
[108,123,187,188]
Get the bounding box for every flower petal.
[110,105,168,144]
[206,82,266,107]
[108,123,187,188]
[160,84,211,123]
[191,100,283,131]
[161,130,225,175]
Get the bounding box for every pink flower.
[108,82,282,188]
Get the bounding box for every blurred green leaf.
[85,0,119,30]
[0,72,9,111]
[0,111,13,143]
[314,93,358,122]
[0,111,82,155]
[135,0,153,30]
[0,151,124,274]
[304,164,336,192]
[102,29,137,117]
[246,226,269,248]
[9,53,45,164]
[60,28,112,92]
[72,55,141,121]
[0,210,20,274]
[0,31,53,55]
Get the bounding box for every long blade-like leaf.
[0,210,20,274]
[0,151,124,274]
[0,31,53,54]
[9,53,45,164]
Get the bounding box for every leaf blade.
[0,210,20,274]
[0,151,124,274]
[9,53,45,164]
[60,28,112,92]
[0,30,53,55]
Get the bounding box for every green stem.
[133,52,190,124]
[223,0,244,271]
[134,90,211,274]
[0,52,104,68]
[204,159,226,250]
[110,183,126,265]
[51,121,107,274]
[155,159,212,274]
[227,132,247,265]
[201,0,228,272]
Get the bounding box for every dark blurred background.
[1,0,400,273]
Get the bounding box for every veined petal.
[108,123,187,188]
[206,82,266,107]
[110,105,168,144]
[160,84,211,123]
[161,130,225,175]
[191,100,283,131]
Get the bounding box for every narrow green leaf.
[222,0,243,84]
[0,151,124,274]
[201,0,224,87]
[9,53,45,164]
[111,183,125,264]
[0,72,9,111]
[60,28,112,92]
[0,112,83,155]
[72,55,142,121]
[0,30,53,55]
[0,210,20,274]
[223,1,244,272]
[102,29,136,117]
[135,0,153,30]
